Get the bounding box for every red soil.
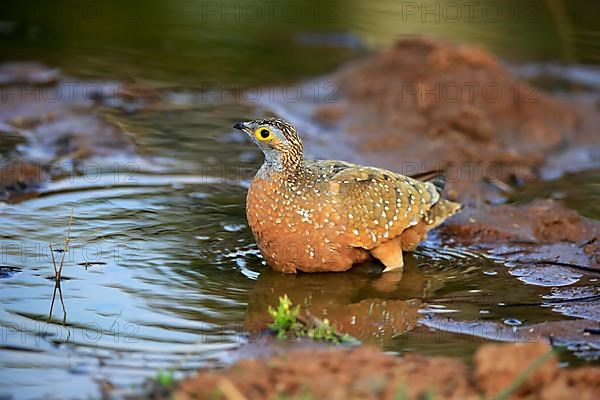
[173,342,600,400]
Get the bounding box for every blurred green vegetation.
[0,0,599,86]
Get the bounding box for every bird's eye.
[254,127,274,141]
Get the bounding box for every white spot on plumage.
[370,230,377,242]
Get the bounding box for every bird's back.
[302,160,459,250]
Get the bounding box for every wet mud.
[171,342,599,400]
[444,199,599,270]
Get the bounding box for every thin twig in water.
[56,208,74,281]
[49,243,58,277]
[58,281,67,325]
[578,237,596,248]
[47,208,73,323]
[48,280,67,324]
[48,282,57,321]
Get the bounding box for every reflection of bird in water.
[234,118,461,273]
[244,262,430,344]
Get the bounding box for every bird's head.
[233,117,303,169]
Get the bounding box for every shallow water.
[1,1,600,399]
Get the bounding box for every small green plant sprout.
[268,294,305,339]
[310,319,358,344]
[307,318,338,342]
[267,295,358,344]
[154,369,175,387]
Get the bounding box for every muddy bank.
[170,342,599,400]
[333,38,571,162]
[311,37,599,203]
[443,199,600,271]
[290,37,600,213]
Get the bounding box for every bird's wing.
[319,163,441,249]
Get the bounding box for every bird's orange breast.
[246,176,369,273]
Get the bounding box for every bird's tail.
[425,199,462,229]
[411,168,462,229]
[410,169,446,195]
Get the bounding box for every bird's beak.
[233,121,250,133]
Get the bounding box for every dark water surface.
[1,1,600,398]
